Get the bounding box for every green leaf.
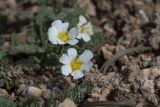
[37,0,49,5]
[0,36,5,46]
[0,58,10,77]
[0,96,17,107]
[81,32,105,51]
[9,44,45,55]
[64,32,105,53]
[11,33,19,46]
[64,8,84,29]
[48,87,65,107]
[0,49,6,60]
[48,81,93,107]
[27,28,38,44]
[68,81,93,102]
[35,6,54,26]
[19,96,40,107]
[15,56,35,72]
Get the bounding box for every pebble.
[27,86,43,97]
[58,98,77,107]
[0,88,9,96]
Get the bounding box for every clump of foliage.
[19,96,40,107]
[48,81,93,107]
[0,96,17,107]
[0,58,9,75]
[68,81,93,102]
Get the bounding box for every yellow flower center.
[58,32,70,42]
[70,58,83,71]
[80,25,86,33]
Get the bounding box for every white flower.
[77,15,93,42]
[48,20,78,45]
[59,48,93,79]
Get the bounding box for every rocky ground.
[78,0,160,107]
[0,0,160,107]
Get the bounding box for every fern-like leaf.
[0,58,10,77]
[0,96,17,107]
[68,81,93,102]
[19,96,40,107]
[48,81,93,107]
[47,87,65,107]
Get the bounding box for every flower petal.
[69,27,78,39]
[59,54,71,64]
[86,22,93,35]
[77,33,83,39]
[71,71,84,79]
[78,15,87,26]
[79,50,93,63]
[81,34,91,42]
[51,20,62,27]
[51,20,69,32]
[68,39,78,45]
[59,22,69,32]
[61,65,72,76]
[57,39,65,45]
[67,48,77,58]
[82,62,93,71]
[51,20,62,31]
[48,27,58,44]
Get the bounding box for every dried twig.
[100,47,152,74]
[81,101,135,107]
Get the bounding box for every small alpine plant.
[48,15,94,79]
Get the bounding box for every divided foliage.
[48,81,93,107]
[0,96,17,107]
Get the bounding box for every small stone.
[93,87,102,94]
[91,92,99,98]
[42,89,51,99]
[101,46,113,59]
[115,45,126,52]
[2,42,10,50]
[27,86,43,97]
[104,24,115,35]
[105,44,116,53]
[58,98,77,107]
[0,88,9,96]
[141,79,155,94]
[98,95,106,101]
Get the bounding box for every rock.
[141,79,155,94]
[0,88,9,96]
[76,0,96,17]
[101,46,113,59]
[91,92,99,98]
[58,98,77,107]
[42,88,51,99]
[27,86,43,97]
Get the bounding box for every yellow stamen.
[58,32,70,42]
[80,25,86,33]
[71,58,83,71]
